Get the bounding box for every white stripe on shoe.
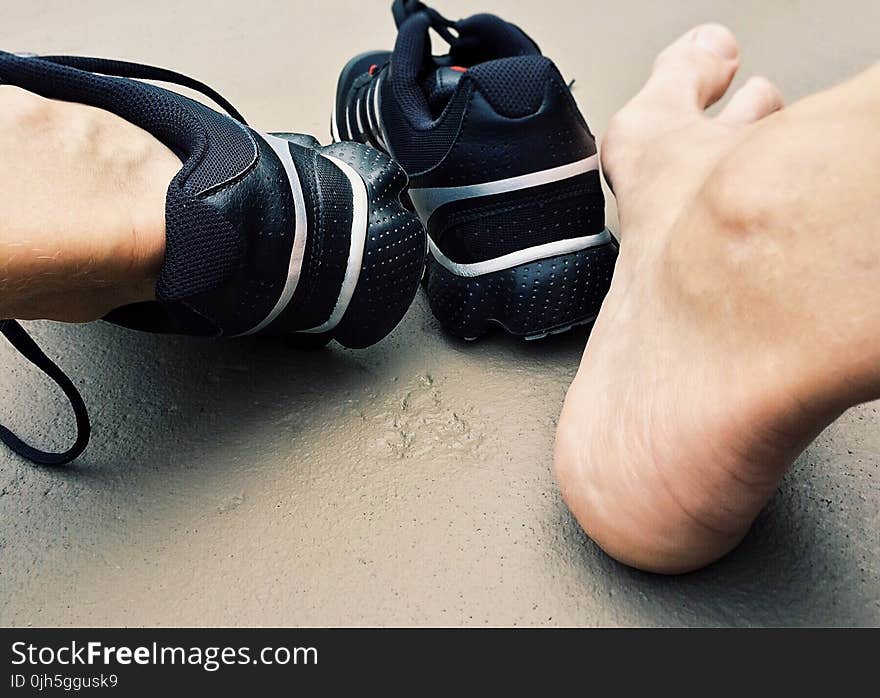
[344,101,354,141]
[364,82,382,149]
[238,133,309,336]
[365,82,376,134]
[354,94,365,136]
[299,153,368,334]
[372,74,389,152]
[330,96,341,142]
[428,228,613,278]
[409,153,599,225]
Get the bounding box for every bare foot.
[0,86,179,322]
[555,26,880,572]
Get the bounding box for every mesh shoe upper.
[0,52,254,312]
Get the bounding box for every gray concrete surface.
[1,0,878,627]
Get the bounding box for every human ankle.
[83,139,173,315]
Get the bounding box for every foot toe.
[718,76,784,125]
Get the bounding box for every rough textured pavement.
[1,0,878,627]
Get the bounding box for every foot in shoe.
[333,0,616,340]
[0,51,426,465]
[0,84,176,324]
[555,26,880,572]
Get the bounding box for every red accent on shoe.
[369,64,379,76]
[450,66,467,73]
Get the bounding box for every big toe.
[601,25,740,196]
[639,24,740,115]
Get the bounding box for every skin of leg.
[555,25,880,573]
[0,85,179,322]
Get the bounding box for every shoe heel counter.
[430,57,600,182]
[412,60,605,263]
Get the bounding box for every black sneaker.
[333,0,618,341]
[0,51,426,465]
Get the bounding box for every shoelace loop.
[36,55,249,125]
[0,320,90,466]
[391,0,459,45]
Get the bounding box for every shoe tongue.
[421,65,466,115]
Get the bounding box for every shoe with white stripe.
[333,0,618,340]
[0,51,425,465]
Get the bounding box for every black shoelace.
[0,54,244,466]
[37,55,248,125]
[391,0,459,43]
[0,320,91,465]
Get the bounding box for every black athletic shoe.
[0,51,426,465]
[333,0,618,341]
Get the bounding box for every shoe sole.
[423,232,618,341]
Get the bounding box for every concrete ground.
[1,0,878,627]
